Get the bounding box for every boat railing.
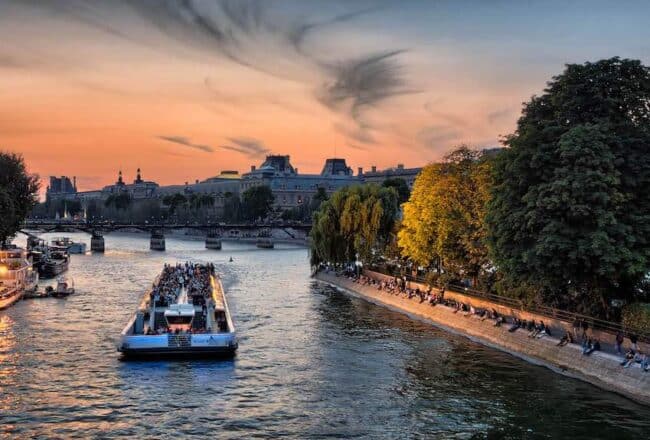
[212,275,236,333]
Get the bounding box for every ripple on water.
[1,232,650,439]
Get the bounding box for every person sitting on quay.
[620,349,637,368]
[508,318,521,333]
[557,331,573,347]
[582,338,601,356]
[535,321,550,338]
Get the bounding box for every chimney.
[397,163,404,169]
[357,167,363,176]
[371,165,377,173]
[251,165,256,172]
[195,179,199,184]
[73,176,77,190]
[295,167,298,174]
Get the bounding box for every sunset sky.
[1,0,649,193]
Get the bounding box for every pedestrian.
[572,318,581,341]
[581,319,589,341]
[615,331,624,354]
[630,333,639,352]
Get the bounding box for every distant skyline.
[2,0,649,192]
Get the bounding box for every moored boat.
[0,246,38,310]
[39,250,70,279]
[118,262,237,358]
[49,276,75,297]
[51,237,86,254]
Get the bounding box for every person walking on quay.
[630,334,639,352]
[581,320,589,342]
[572,318,581,341]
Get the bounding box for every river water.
[1,232,649,439]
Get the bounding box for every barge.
[118,262,237,358]
[51,237,87,254]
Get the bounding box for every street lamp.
[355,253,362,277]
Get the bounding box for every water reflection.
[0,232,648,438]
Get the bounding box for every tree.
[310,184,399,265]
[382,178,410,204]
[105,192,132,211]
[162,193,187,214]
[0,151,40,244]
[222,192,242,222]
[398,146,493,287]
[486,58,650,316]
[241,185,274,221]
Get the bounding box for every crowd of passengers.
[324,265,650,372]
[144,262,217,335]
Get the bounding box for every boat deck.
[119,263,237,358]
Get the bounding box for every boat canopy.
[164,303,195,317]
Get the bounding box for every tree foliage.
[382,178,410,204]
[242,185,274,221]
[398,146,494,286]
[0,151,40,244]
[104,192,132,211]
[486,58,650,315]
[310,184,399,266]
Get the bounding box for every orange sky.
[1,1,648,194]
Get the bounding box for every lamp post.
[355,253,362,278]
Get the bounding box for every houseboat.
[0,247,38,310]
[118,262,237,358]
[51,237,87,254]
[39,249,70,279]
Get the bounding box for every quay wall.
[314,271,650,406]
[363,269,649,354]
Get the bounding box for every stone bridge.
[21,221,311,252]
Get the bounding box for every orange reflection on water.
[0,314,19,405]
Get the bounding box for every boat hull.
[39,260,69,279]
[0,290,23,310]
[119,333,237,359]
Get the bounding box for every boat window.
[166,316,193,325]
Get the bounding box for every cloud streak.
[157,135,214,153]
[220,136,270,157]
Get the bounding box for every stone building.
[241,155,361,210]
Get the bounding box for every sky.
[1,0,649,193]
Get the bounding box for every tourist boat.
[39,249,70,279]
[47,276,75,297]
[0,246,38,310]
[50,237,87,254]
[118,263,237,358]
[256,237,274,249]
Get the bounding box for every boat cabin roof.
[164,303,195,317]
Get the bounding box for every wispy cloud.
[157,135,214,153]
[220,136,270,157]
[487,107,515,124]
[418,125,462,148]
[319,50,416,143]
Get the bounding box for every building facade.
[240,155,361,210]
[362,163,422,189]
[46,176,77,201]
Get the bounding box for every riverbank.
[314,270,650,406]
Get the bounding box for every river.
[1,232,648,439]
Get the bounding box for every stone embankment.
[314,270,650,406]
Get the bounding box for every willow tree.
[398,146,494,286]
[486,58,650,316]
[310,184,399,266]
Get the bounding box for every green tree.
[486,58,650,316]
[0,151,40,244]
[242,185,274,221]
[162,193,187,214]
[105,192,132,211]
[382,177,410,204]
[398,146,493,287]
[310,184,399,265]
